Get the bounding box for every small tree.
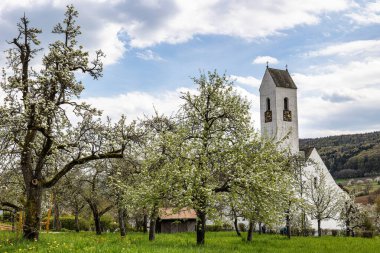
[175,71,252,244]
[231,137,294,242]
[305,167,344,236]
[340,194,363,236]
[78,163,115,235]
[112,114,182,241]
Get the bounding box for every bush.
[361,231,374,238]
[206,223,233,232]
[97,215,118,232]
[43,216,91,231]
[289,228,315,236]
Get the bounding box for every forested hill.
[299,131,380,179]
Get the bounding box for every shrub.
[361,231,374,238]
[43,216,91,231]
[97,215,118,232]
[206,223,233,232]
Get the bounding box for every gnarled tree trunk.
[247,220,254,242]
[118,207,127,237]
[286,210,291,239]
[196,211,206,245]
[23,185,43,240]
[92,206,102,235]
[53,194,61,231]
[149,207,158,241]
[234,216,241,237]
[143,213,148,233]
[74,210,80,232]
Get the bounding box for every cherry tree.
[0,5,138,240]
[304,167,344,237]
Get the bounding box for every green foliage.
[97,215,119,232]
[205,224,233,232]
[360,231,375,238]
[300,132,380,178]
[43,216,90,231]
[1,231,380,253]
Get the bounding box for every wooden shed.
[157,208,197,233]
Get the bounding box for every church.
[259,66,345,231]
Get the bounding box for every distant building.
[259,67,345,230]
[157,208,197,233]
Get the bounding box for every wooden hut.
[157,208,197,233]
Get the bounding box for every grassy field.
[1,231,379,253]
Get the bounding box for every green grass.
[1,231,379,253]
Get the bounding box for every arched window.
[266,98,271,111]
[284,97,289,111]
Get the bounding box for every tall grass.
[1,231,379,253]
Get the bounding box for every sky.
[1,0,380,138]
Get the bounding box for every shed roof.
[267,68,297,89]
[159,208,197,220]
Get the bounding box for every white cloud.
[136,49,164,61]
[78,85,262,130]
[347,1,380,25]
[124,0,351,48]
[0,0,352,66]
[306,40,380,57]
[81,88,188,123]
[234,86,260,129]
[293,58,380,138]
[252,56,279,65]
[231,75,261,88]
[89,23,126,65]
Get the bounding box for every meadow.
[0,231,379,253]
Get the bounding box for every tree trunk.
[286,211,291,239]
[53,196,61,231]
[90,205,102,235]
[143,214,148,233]
[247,220,254,242]
[258,222,262,235]
[345,218,351,237]
[11,210,15,232]
[301,211,306,236]
[23,186,43,240]
[234,216,241,237]
[196,211,206,245]
[149,218,156,241]
[149,208,158,241]
[118,207,127,237]
[74,210,80,232]
[317,219,321,237]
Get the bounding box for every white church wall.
[260,70,277,139]
[259,69,299,155]
[274,87,299,154]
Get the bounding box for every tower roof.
[267,68,297,89]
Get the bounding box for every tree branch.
[42,150,123,188]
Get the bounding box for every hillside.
[300,131,380,179]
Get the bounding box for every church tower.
[259,67,299,154]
